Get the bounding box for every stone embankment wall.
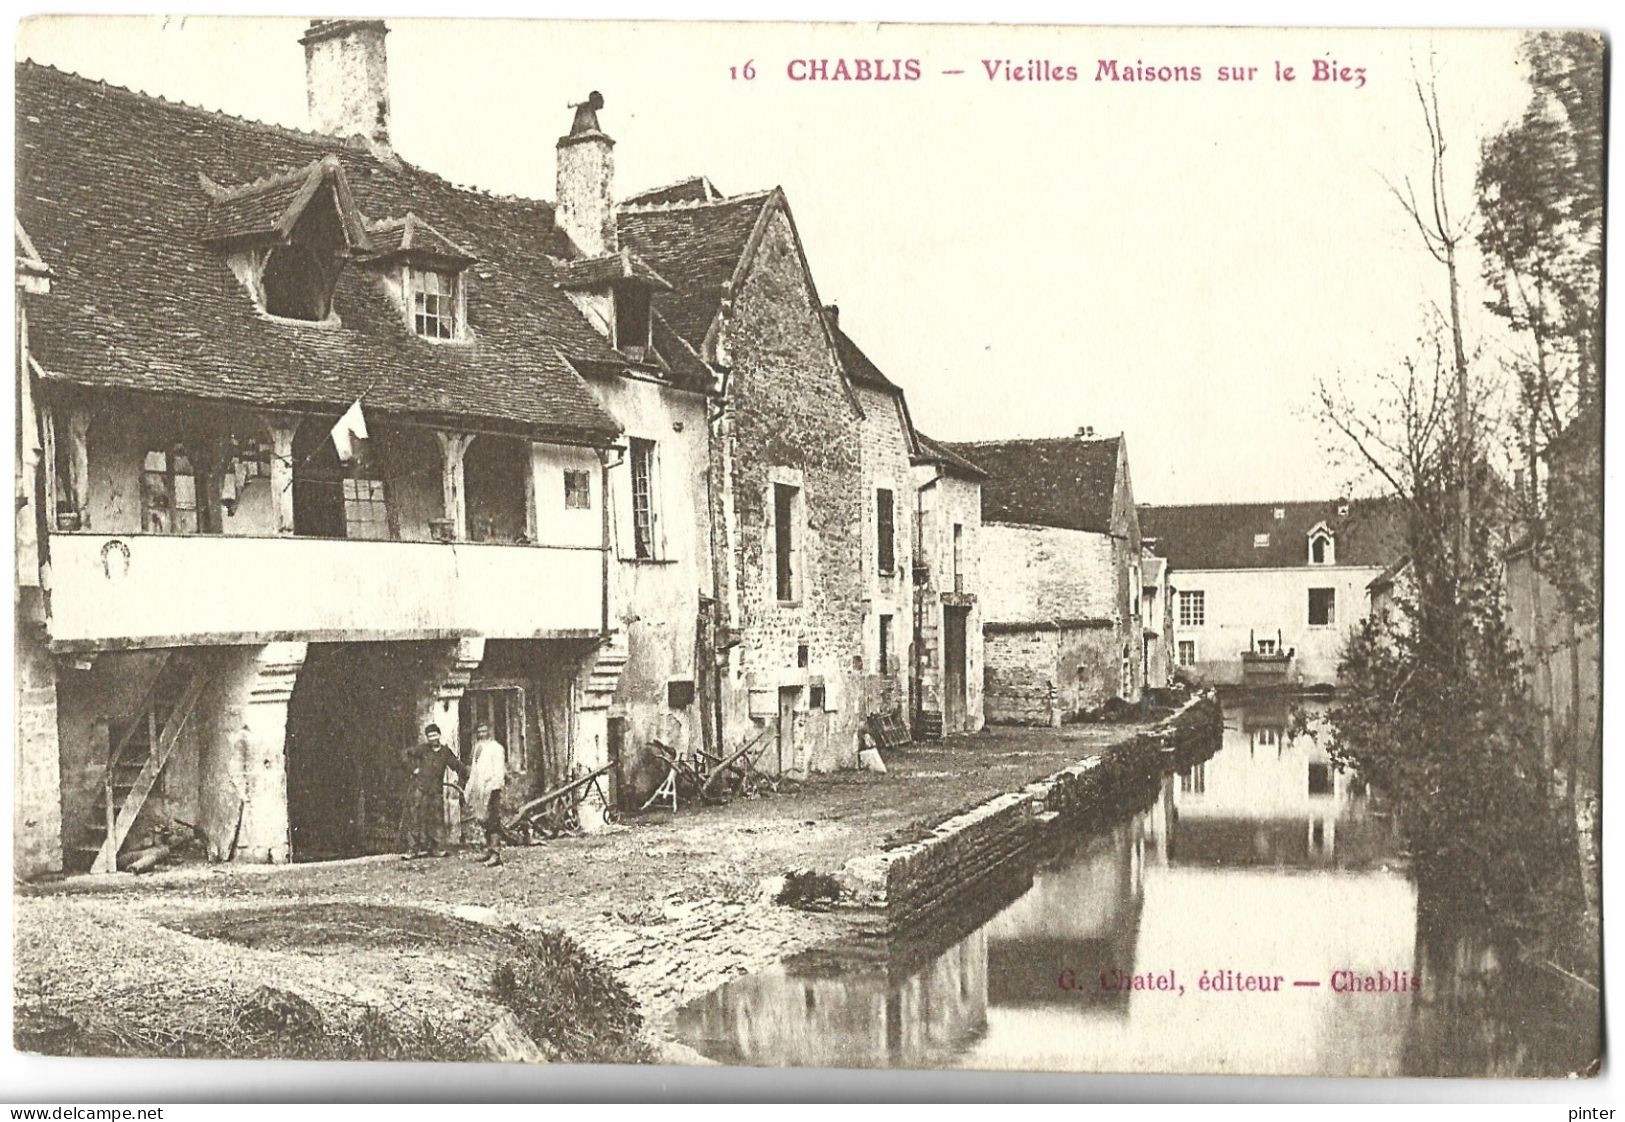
[838,691,1219,927]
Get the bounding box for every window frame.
[1178,589,1206,629]
[140,446,207,535]
[1177,639,1197,667]
[628,437,659,560]
[1308,587,1337,628]
[773,481,801,603]
[564,468,593,511]
[340,474,392,541]
[409,266,461,340]
[875,487,896,576]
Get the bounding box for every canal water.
[671,700,1600,1076]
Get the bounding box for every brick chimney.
[556,92,616,257]
[300,19,392,152]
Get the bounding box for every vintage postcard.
[8,16,1604,1089]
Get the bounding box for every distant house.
[1141,554,1175,690]
[943,433,1143,724]
[1139,499,1401,687]
[912,433,988,737]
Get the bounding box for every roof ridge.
[623,174,714,202]
[945,434,1120,446]
[1141,498,1366,509]
[19,59,562,211]
[617,188,773,214]
[201,156,330,201]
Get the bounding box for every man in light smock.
[464,721,507,867]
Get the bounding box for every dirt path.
[14,719,1168,1054]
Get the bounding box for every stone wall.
[838,692,1220,927]
[585,370,714,803]
[712,206,865,773]
[984,623,1123,724]
[855,384,914,728]
[912,468,985,736]
[13,601,62,878]
[979,521,1117,625]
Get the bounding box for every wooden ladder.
[88,653,209,874]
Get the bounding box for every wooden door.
[943,607,968,733]
[777,687,798,773]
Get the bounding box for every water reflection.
[673,701,1597,1075]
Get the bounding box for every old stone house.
[11,24,685,876]
[943,433,1144,724]
[1139,499,1400,687]
[911,434,988,737]
[616,183,871,776]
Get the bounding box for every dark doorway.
[285,643,424,860]
[943,606,969,734]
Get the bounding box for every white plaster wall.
[1172,566,1386,685]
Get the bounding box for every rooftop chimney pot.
[300,19,392,153]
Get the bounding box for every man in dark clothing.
[398,723,465,858]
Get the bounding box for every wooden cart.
[503,763,617,841]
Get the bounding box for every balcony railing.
[46,532,604,650]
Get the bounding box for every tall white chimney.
[300,19,392,152]
[556,91,616,257]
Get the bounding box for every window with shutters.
[876,488,895,575]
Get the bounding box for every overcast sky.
[15,18,1536,503]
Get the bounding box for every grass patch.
[22,908,654,1064]
[491,928,654,1064]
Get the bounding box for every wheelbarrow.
[503,763,617,841]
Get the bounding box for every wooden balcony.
[46,532,605,651]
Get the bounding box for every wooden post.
[435,431,476,540]
[63,408,91,530]
[523,441,539,543]
[262,415,301,534]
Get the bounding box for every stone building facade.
[945,435,1144,724]
[620,191,868,775]
[11,25,674,876]
[912,435,988,737]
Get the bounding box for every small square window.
[1177,640,1197,667]
[1253,533,1270,548]
[1256,637,1278,655]
[564,469,592,510]
[411,268,458,339]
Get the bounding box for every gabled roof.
[623,175,722,206]
[199,155,372,250]
[943,435,1123,534]
[16,61,622,446]
[615,190,773,351]
[1139,498,1403,571]
[361,212,477,267]
[553,249,672,291]
[827,313,900,394]
[914,431,988,481]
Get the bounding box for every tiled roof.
[914,431,988,480]
[553,250,672,291]
[361,212,476,266]
[943,435,1123,534]
[623,175,720,206]
[827,315,899,393]
[616,191,771,350]
[1139,499,1403,571]
[16,62,623,445]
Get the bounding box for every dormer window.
[411,267,459,339]
[1308,523,1335,565]
[613,282,652,360]
[200,156,372,325]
